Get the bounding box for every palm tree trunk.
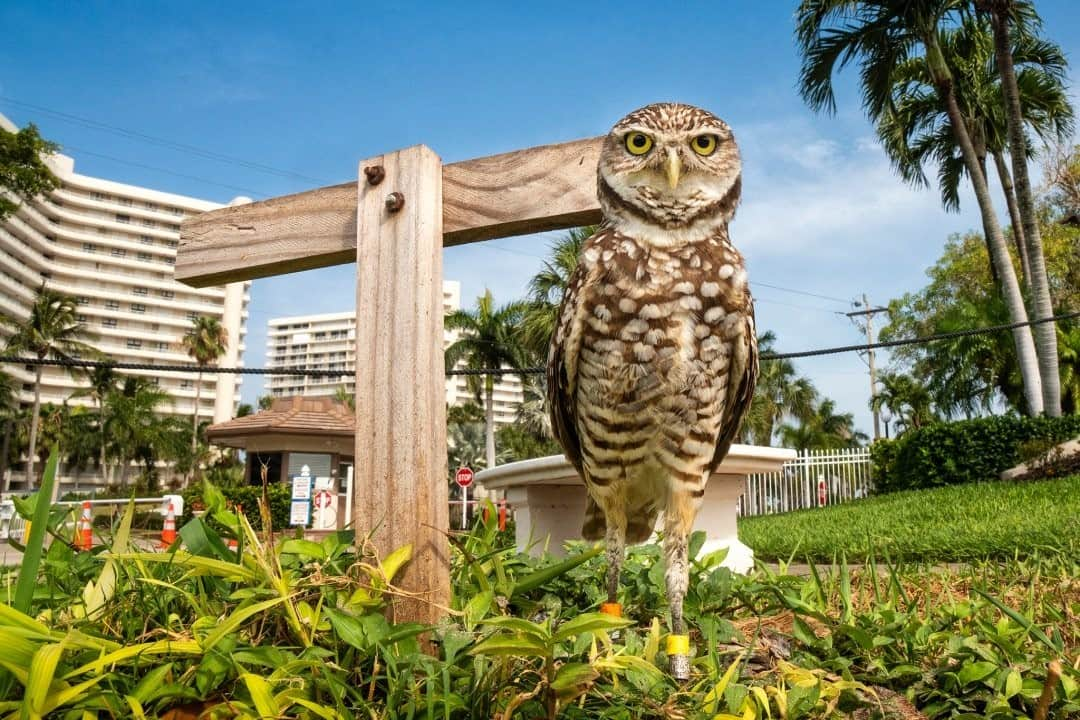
[190,370,203,484]
[0,419,11,494]
[990,7,1061,417]
[192,371,202,455]
[484,379,496,470]
[98,398,107,489]
[925,37,1043,416]
[26,365,43,490]
[976,153,1000,284]
[993,151,1031,284]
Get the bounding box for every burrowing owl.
[547,103,757,678]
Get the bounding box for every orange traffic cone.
[160,501,177,549]
[76,501,93,551]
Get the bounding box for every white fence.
[739,447,873,517]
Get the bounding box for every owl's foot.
[666,634,691,681]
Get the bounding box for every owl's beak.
[665,148,682,190]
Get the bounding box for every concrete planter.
[476,444,795,573]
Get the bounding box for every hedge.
[871,414,1080,492]
[180,482,293,531]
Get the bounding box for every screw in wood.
[385,192,405,213]
[363,165,386,186]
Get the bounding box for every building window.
[133,287,148,296]
[140,235,153,245]
[102,318,117,328]
[157,341,169,350]
[131,303,146,314]
[91,192,107,201]
[76,314,87,322]
[127,339,142,349]
[119,198,133,207]
[138,252,153,262]
[165,239,178,248]
[105,300,120,311]
[82,243,97,254]
[159,289,174,299]
[142,220,155,228]
[76,296,89,305]
[180,379,193,389]
[145,202,157,211]
[187,312,198,322]
[165,257,175,265]
[116,214,131,224]
[111,248,126,257]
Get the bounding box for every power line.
[1,96,333,185]
[2,310,1075,377]
[751,281,851,305]
[61,145,272,199]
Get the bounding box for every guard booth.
[205,396,355,531]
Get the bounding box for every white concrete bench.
[475,444,796,573]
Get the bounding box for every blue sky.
[2,1,1078,434]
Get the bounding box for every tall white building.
[266,281,524,426]
[0,113,249,427]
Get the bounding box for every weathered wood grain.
[351,145,450,627]
[176,137,603,286]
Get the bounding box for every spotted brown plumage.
[546,103,758,678]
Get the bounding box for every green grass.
[738,474,1080,562]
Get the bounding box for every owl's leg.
[663,487,700,681]
[603,504,626,606]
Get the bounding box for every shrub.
[181,481,292,531]
[872,414,1080,492]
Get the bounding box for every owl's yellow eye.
[691,134,718,156]
[624,132,653,155]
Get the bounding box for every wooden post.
[353,145,449,624]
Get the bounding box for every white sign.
[289,501,311,526]
[292,476,312,500]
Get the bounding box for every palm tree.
[0,285,96,489]
[1057,322,1080,415]
[742,332,818,446]
[515,374,552,439]
[876,13,1072,283]
[779,399,868,451]
[105,376,173,490]
[0,369,17,493]
[979,0,1066,416]
[870,372,939,434]
[34,402,96,491]
[796,0,1044,417]
[444,290,528,470]
[520,227,594,362]
[332,385,356,411]
[181,316,228,460]
[72,365,119,484]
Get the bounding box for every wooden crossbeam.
[177,136,603,286]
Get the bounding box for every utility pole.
[846,294,889,441]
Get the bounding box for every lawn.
[738,474,1080,562]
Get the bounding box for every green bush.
[181,482,292,531]
[872,414,1080,492]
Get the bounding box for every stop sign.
[455,467,474,488]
